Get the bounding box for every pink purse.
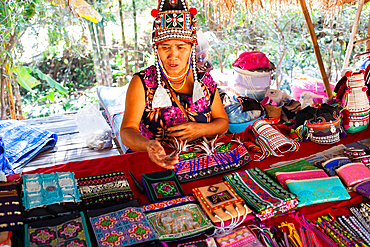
[336,163,370,187]
[275,170,329,190]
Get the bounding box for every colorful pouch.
[87,199,158,247]
[24,211,92,247]
[144,198,213,242]
[192,181,252,224]
[77,171,134,208]
[275,170,329,190]
[264,160,319,180]
[353,179,370,198]
[141,170,184,202]
[22,172,81,220]
[174,142,251,183]
[252,120,299,161]
[0,182,23,231]
[286,177,350,207]
[177,238,217,247]
[336,163,370,187]
[215,226,264,247]
[321,157,351,176]
[223,167,298,221]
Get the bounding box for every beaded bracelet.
[350,207,370,233]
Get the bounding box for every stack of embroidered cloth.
[223,167,298,221]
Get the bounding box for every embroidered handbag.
[321,157,351,176]
[223,167,298,221]
[87,199,159,247]
[24,211,92,247]
[141,170,184,202]
[335,163,370,187]
[275,170,329,190]
[143,197,213,242]
[192,181,252,227]
[177,238,217,247]
[295,103,346,145]
[252,119,299,161]
[285,177,350,207]
[22,172,81,220]
[77,171,134,208]
[0,182,22,232]
[214,226,264,247]
[339,71,370,133]
[174,141,252,183]
[264,160,320,180]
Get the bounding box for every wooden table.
[21,114,121,172]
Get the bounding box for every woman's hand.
[166,122,205,142]
[147,140,178,169]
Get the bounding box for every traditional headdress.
[151,0,205,108]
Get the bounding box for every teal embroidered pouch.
[286,176,350,207]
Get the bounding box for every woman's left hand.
[166,122,205,142]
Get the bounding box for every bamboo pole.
[343,0,365,69]
[133,0,139,73]
[98,22,113,86]
[0,67,6,120]
[299,0,333,98]
[88,22,103,85]
[366,15,370,51]
[118,0,130,76]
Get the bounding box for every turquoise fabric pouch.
[286,176,350,207]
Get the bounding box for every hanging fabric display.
[77,171,134,208]
[173,140,252,183]
[337,70,370,133]
[143,197,213,242]
[193,181,252,235]
[0,182,23,232]
[223,167,298,221]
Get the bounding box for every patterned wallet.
[192,181,252,224]
[353,179,370,198]
[24,211,92,247]
[336,163,370,187]
[264,160,320,180]
[77,171,134,208]
[141,170,184,202]
[321,157,351,176]
[286,176,351,207]
[275,170,329,190]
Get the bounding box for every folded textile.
[0,120,58,174]
[0,138,11,176]
[223,167,298,221]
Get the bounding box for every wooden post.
[299,0,333,98]
[366,15,370,51]
[343,0,365,69]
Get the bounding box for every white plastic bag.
[74,103,113,150]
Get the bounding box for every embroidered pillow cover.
[144,200,213,241]
[0,182,23,231]
[24,211,92,247]
[223,167,298,221]
[77,171,134,208]
[89,206,158,247]
[142,170,184,202]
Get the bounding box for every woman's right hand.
[146,140,178,169]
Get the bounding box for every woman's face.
[157,40,192,77]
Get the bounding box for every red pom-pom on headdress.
[345,71,352,78]
[151,9,159,17]
[189,7,197,16]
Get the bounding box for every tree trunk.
[12,77,23,120]
[88,22,103,86]
[0,66,6,120]
[98,22,112,86]
[118,0,130,76]
[94,24,107,86]
[5,76,15,119]
[133,0,139,73]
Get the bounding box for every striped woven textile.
[223,167,298,221]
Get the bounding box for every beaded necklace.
[156,53,192,91]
